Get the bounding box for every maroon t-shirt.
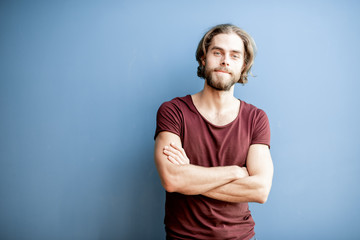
[155,95,270,240]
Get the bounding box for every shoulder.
[240,100,271,145]
[240,100,270,132]
[155,95,191,140]
[158,95,192,113]
[240,100,268,119]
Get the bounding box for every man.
[154,24,273,240]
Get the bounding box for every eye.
[232,54,240,59]
[214,51,221,56]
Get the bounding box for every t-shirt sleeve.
[251,109,271,148]
[154,100,182,140]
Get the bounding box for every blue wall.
[1,1,360,239]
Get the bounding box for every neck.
[195,82,237,112]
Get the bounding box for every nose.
[221,54,230,66]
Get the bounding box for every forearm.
[203,144,274,203]
[203,175,272,203]
[164,163,241,195]
[155,133,243,195]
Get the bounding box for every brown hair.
[196,24,257,84]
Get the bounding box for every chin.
[207,80,235,91]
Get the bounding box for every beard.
[204,66,238,91]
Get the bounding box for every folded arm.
[154,131,245,195]
[203,144,273,203]
[162,140,274,203]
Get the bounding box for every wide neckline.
[188,95,242,128]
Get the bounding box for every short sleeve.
[154,100,183,140]
[251,109,271,148]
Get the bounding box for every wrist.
[231,165,242,180]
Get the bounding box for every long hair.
[196,24,257,84]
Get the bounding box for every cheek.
[239,62,245,72]
[234,65,243,77]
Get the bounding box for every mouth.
[214,70,231,75]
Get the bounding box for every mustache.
[213,67,232,74]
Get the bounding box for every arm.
[203,144,274,203]
[154,131,243,195]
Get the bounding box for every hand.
[163,142,190,165]
[238,167,249,178]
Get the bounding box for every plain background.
[1,0,360,239]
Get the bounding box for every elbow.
[256,192,268,204]
[162,175,190,194]
[255,185,271,204]
[162,181,176,193]
[161,175,179,193]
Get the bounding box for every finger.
[164,149,185,164]
[169,143,189,164]
[163,146,178,156]
[163,148,180,158]
[171,156,186,165]
[163,147,171,156]
[166,145,184,159]
[168,156,185,165]
[167,144,189,165]
[169,142,187,158]
[167,155,181,165]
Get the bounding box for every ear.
[201,56,206,66]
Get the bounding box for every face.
[202,33,245,91]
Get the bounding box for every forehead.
[209,33,244,52]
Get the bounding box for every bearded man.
[154,24,273,240]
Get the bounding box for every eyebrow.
[210,46,243,54]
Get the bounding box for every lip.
[215,70,230,74]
